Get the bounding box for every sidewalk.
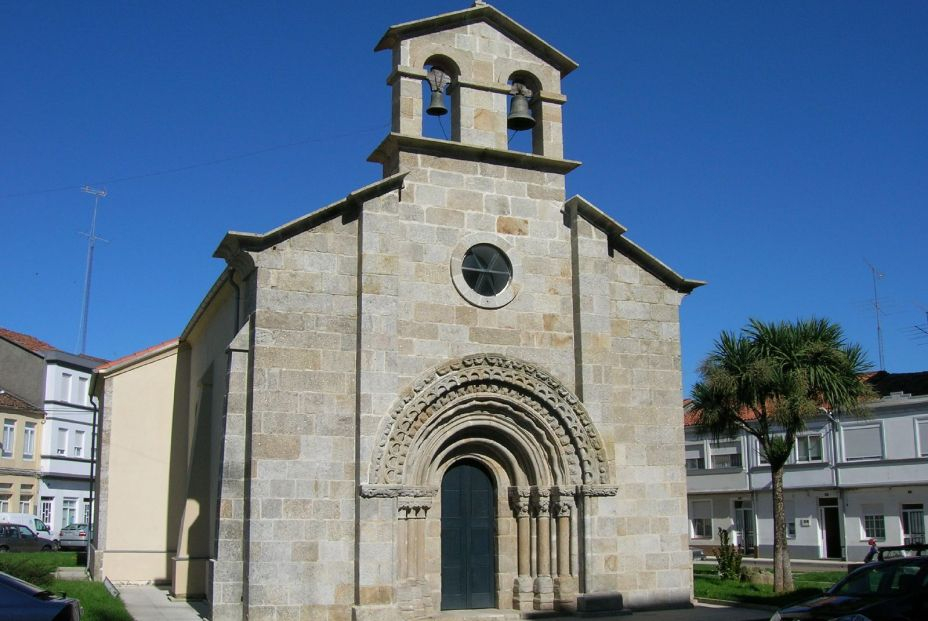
[118,585,209,621]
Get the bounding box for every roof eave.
[566,195,706,295]
[375,3,578,78]
[213,171,408,258]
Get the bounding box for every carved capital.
[509,488,532,517]
[532,487,552,517]
[552,500,572,517]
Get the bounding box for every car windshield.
[831,561,927,597]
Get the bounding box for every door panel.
[441,462,495,610]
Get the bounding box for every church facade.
[90,3,703,619]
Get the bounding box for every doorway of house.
[441,462,495,610]
[902,503,925,545]
[734,500,756,554]
[818,498,842,558]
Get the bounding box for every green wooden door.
[441,462,495,610]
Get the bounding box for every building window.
[916,419,928,458]
[40,498,53,525]
[1,420,14,458]
[56,428,68,456]
[0,496,8,512]
[843,424,883,461]
[690,499,712,538]
[19,496,31,513]
[709,440,742,469]
[23,423,36,459]
[60,372,73,401]
[83,499,91,525]
[796,434,823,462]
[61,498,77,529]
[862,504,886,540]
[685,443,706,470]
[785,500,796,539]
[77,376,89,406]
[73,430,85,458]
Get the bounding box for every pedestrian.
[863,538,878,562]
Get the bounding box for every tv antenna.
[77,186,109,355]
[865,260,885,370]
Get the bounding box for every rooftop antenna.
[865,260,885,370]
[77,186,108,355]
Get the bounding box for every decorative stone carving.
[397,497,432,519]
[579,485,618,497]
[369,354,611,486]
[360,485,438,499]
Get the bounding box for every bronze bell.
[507,92,535,131]
[426,89,448,116]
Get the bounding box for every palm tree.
[690,318,874,592]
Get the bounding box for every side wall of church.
[242,213,361,621]
[575,218,693,607]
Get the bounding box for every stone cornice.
[368,133,580,175]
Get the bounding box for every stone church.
[89,3,703,619]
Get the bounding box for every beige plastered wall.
[95,347,186,584]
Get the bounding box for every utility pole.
[78,186,108,355]
[865,261,885,371]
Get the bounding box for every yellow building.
[0,389,44,514]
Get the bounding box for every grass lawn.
[0,552,131,621]
[49,579,134,621]
[694,568,847,608]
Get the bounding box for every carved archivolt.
[369,354,611,487]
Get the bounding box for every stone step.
[423,610,521,621]
[54,567,89,581]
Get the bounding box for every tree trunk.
[771,465,794,592]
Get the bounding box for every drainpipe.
[87,393,99,578]
[821,408,845,560]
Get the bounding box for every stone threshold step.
[423,610,521,621]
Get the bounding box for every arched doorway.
[364,354,617,616]
[441,461,495,610]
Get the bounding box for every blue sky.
[2,1,925,391]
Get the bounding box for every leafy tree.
[689,318,874,592]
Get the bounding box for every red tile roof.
[0,327,55,354]
[0,389,43,414]
[94,338,179,373]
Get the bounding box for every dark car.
[770,556,928,621]
[0,524,52,553]
[57,524,90,551]
[0,570,81,620]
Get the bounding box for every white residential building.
[1,328,102,534]
[40,349,98,531]
[686,371,928,562]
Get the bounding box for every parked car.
[57,524,90,550]
[0,513,57,550]
[0,570,81,620]
[0,524,52,553]
[770,555,928,621]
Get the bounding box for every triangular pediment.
[375,2,578,77]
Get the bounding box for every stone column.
[552,491,577,611]
[509,487,533,611]
[397,497,431,615]
[532,488,554,611]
